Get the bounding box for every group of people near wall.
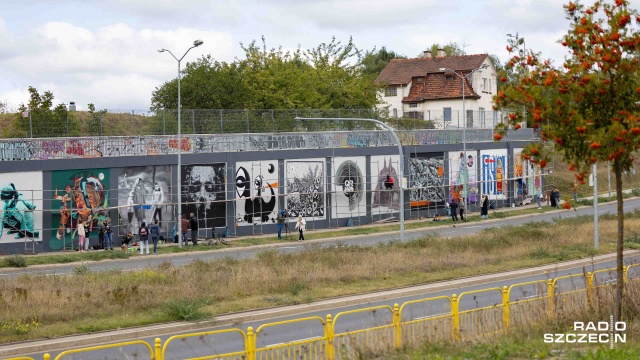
[77,219,113,252]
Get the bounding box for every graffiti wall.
[370,155,400,216]
[117,166,174,236]
[50,169,110,250]
[0,172,43,243]
[448,150,478,203]
[181,164,227,229]
[331,157,366,219]
[285,159,326,219]
[409,153,446,207]
[480,149,508,200]
[235,161,279,226]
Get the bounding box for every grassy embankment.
[1,211,639,344]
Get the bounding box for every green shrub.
[3,254,27,268]
[165,298,212,321]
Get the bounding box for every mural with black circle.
[331,157,365,219]
[235,161,279,226]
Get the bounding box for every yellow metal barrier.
[507,280,550,327]
[457,288,504,338]
[161,328,247,360]
[5,357,36,360]
[53,339,155,360]
[253,316,326,360]
[332,305,394,359]
[398,295,452,345]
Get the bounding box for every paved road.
[23,254,639,359]
[2,198,639,278]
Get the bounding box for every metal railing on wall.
[21,264,634,360]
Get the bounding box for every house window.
[479,107,486,127]
[393,108,398,118]
[466,110,474,128]
[444,107,451,122]
[409,102,418,108]
[483,78,488,92]
[385,87,397,96]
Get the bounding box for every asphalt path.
[2,198,639,278]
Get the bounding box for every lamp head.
[157,49,165,53]
[507,33,512,37]
[439,68,446,71]
[193,39,204,47]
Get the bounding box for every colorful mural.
[409,153,446,207]
[51,169,110,250]
[448,150,478,203]
[235,161,279,226]
[285,159,325,219]
[117,166,174,236]
[480,149,508,200]
[181,164,226,229]
[0,172,43,243]
[371,155,400,215]
[331,157,366,219]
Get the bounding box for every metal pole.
[296,117,405,241]
[593,162,599,250]
[29,111,33,138]
[178,58,182,248]
[462,74,467,220]
[608,161,611,198]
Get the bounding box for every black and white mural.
[235,161,279,226]
[331,157,366,219]
[285,159,325,219]
[181,164,226,229]
[409,154,446,207]
[370,155,400,215]
[118,166,173,236]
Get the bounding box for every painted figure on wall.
[0,183,39,239]
[409,156,445,207]
[286,161,325,218]
[448,151,478,203]
[333,159,365,217]
[236,162,279,225]
[182,164,226,229]
[481,152,507,200]
[372,157,399,210]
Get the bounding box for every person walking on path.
[138,221,150,255]
[276,210,285,239]
[150,219,160,254]
[180,215,189,246]
[77,221,86,252]
[573,180,579,202]
[103,220,113,250]
[295,215,306,241]
[189,212,199,246]
[449,198,459,222]
[481,194,489,219]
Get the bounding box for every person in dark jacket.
[551,187,560,208]
[138,221,149,255]
[180,214,189,246]
[449,198,459,221]
[189,212,199,246]
[481,194,489,219]
[150,219,160,254]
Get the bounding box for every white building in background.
[375,49,500,129]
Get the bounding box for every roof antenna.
[462,42,471,55]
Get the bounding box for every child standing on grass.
[295,215,306,241]
[139,221,150,255]
[77,221,86,252]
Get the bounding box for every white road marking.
[415,312,449,320]
[268,336,323,347]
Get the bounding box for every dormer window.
[409,103,418,108]
[385,87,397,96]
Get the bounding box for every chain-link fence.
[11,108,509,138]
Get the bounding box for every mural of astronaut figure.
[0,183,39,239]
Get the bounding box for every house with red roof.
[375,49,499,129]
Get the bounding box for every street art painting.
[331,157,366,219]
[235,161,279,226]
[51,169,110,250]
[409,153,446,207]
[182,164,226,229]
[0,172,42,243]
[512,148,533,199]
[448,150,478,203]
[285,159,325,219]
[480,149,508,200]
[370,155,400,215]
[117,166,173,236]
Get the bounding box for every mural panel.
[51,169,110,250]
[370,155,400,215]
[235,161,279,226]
[0,172,43,243]
[480,149,508,200]
[182,164,226,229]
[331,157,366,219]
[285,159,325,219]
[448,150,478,203]
[117,166,174,236]
[409,153,446,207]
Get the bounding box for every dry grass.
[0,213,638,343]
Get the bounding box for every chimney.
[69,102,76,111]
[437,48,446,57]
[422,50,432,58]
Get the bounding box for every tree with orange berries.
[494,0,640,323]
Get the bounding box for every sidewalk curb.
[2,250,637,358]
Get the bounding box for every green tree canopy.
[9,86,80,138]
[493,0,640,321]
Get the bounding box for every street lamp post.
[158,39,203,248]
[295,117,405,241]
[440,66,487,219]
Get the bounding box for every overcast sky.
[1,0,638,112]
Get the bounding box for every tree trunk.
[614,159,624,323]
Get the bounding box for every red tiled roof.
[375,53,489,85]
[402,72,480,103]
